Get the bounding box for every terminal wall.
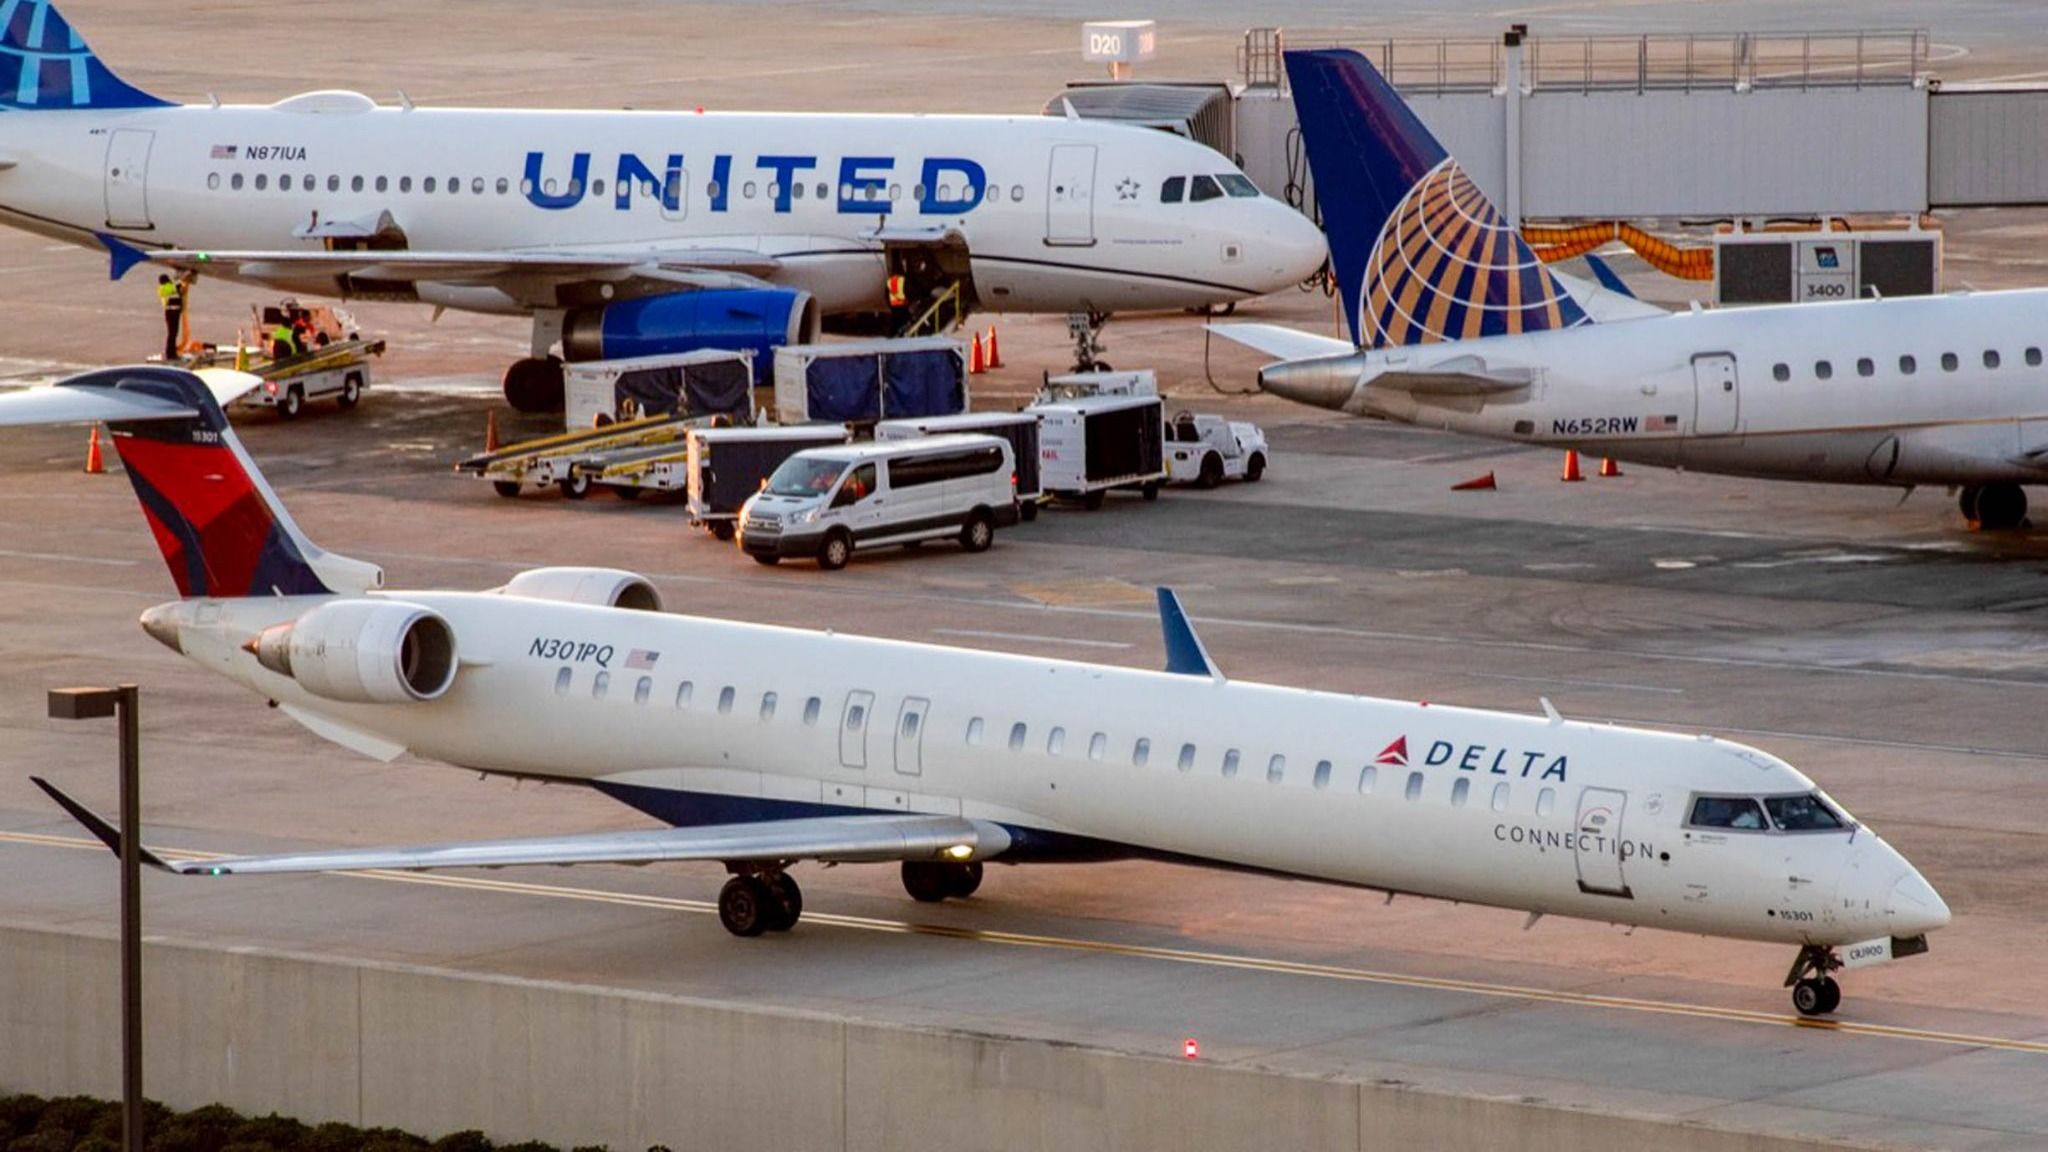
[0,924,1875,1152]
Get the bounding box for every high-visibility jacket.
[158,281,181,309]
[270,324,296,351]
[886,275,907,308]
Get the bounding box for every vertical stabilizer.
[1,0,171,111]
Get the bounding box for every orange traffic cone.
[484,409,501,454]
[969,331,986,375]
[985,324,1003,368]
[1450,471,1496,491]
[1560,450,1584,482]
[84,424,105,475]
[1599,456,1622,478]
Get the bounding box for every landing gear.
[503,355,565,414]
[901,860,982,903]
[717,870,804,936]
[1784,944,1844,1016]
[1067,310,1112,372]
[1962,483,2030,531]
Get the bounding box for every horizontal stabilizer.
[1369,355,1535,396]
[30,778,172,870]
[1550,268,1666,323]
[1208,323,1355,362]
[1158,587,1223,681]
[0,367,261,425]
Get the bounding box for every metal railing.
[1243,28,1930,95]
[898,281,965,340]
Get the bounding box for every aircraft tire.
[945,861,984,899]
[1792,977,1839,1017]
[765,873,803,932]
[1975,484,2028,531]
[901,861,951,903]
[718,875,772,937]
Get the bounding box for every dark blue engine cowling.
[562,288,819,378]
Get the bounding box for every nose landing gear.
[1785,944,1844,1016]
[1067,311,1113,372]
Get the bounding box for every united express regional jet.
[0,1,1326,409]
[1217,50,2048,531]
[13,365,1947,1018]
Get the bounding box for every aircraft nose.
[1888,869,1951,937]
[1266,203,1329,286]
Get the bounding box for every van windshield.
[765,456,847,497]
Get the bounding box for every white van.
[738,433,1020,569]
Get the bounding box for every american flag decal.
[210,144,237,160]
[623,648,660,670]
[1646,414,1678,432]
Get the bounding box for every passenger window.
[1764,793,1846,831]
[1358,765,1377,794]
[1451,778,1470,807]
[1984,349,2001,369]
[1491,782,1510,811]
[1536,787,1555,817]
[231,173,244,191]
[848,704,867,730]
[1404,771,1423,801]
[1009,722,1027,751]
[302,174,314,191]
[1771,363,1789,382]
[804,697,821,725]
[1312,760,1331,790]
[634,676,651,705]
[497,177,510,195]
[766,182,780,201]
[2027,347,2043,367]
[761,691,778,721]
[254,174,268,191]
[1011,184,1025,202]
[718,686,735,715]
[912,184,926,201]
[901,710,919,738]
[351,175,364,192]
[967,717,984,744]
[1688,795,1768,830]
[743,181,757,199]
[327,174,340,192]
[1856,357,1874,377]
[1899,354,1916,374]
[554,667,572,696]
[1177,743,1197,772]
[1266,754,1285,784]
[708,181,722,199]
[675,681,693,708]
[1941,352,1958,372]
[1814,360,1833,381]
[399,176,412,193]
[472,177,485,194]
[1133,737,1150,767]
[1221,749,1240,778]
[1161,176,1185,203]
[376,175,389,193]
[1189,175,1223,202]
[1047,727,1065,755]
[792,181,805,199]
[592,671,609,700]
[1089,732,1107,761]
[206,173,220,191]
[424,176,437,193]
[833,463,876,508]
[888,184,902,201]
[449,175,461,194]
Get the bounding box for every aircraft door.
[104,129,155,230]
[893,697,930,776]
[1692,353,1739,436]
[839,690,875,769]
[1573,787,1633,898]
[1045,145,1097,247]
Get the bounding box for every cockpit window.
[1764,793,1847,831]
[1188,175,1223,203]
[1161,176,1185,204]
[1687,795,1767,830]
[1218,173,1260,198]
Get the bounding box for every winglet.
[1157,588,1223,681]
[30,776,174,871]
[97,232,149,281]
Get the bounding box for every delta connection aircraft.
[1216,49,2048,531]
[13,366,1948,1017]
[0,2,1326,410]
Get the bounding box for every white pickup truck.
[1165,411,1269,488]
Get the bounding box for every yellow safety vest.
[886,275,907,308]
[158,281,180,308]
[270,324,295,348]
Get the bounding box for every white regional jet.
[14,366,1947,1017]
[0,2,1326,410]
[1217,50,2048,530]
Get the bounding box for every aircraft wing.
[1207,323,1357,361]
[1368,354,1536,396]
[32,777,1009,874]
[147,247,782,283]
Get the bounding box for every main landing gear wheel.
[901,860,982,903]
[1785,944,1844,1016]
[718,875,772,937]
[503,355,566,414]
[765,873,803,932]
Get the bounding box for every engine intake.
[561,287,819,367]
[252,600,458,704]
[500,567,663,611]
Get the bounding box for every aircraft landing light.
[3,829,2041,1059]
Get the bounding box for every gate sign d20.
[1082,20,1156,64]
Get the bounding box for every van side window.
[890,446,1004,488]
[832,463,876,507]
[1161,176,1185,203]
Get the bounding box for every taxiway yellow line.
[6,829,2045,1058]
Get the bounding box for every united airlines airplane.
[12,365,1947,1017]
[0,2,1326,409]
[1217,50,2048,531]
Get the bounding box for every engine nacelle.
[561,287,819,374]
[251,600,458,704]
[500,567,664,611]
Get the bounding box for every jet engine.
[250,600,458,704]
[499,567,664,611]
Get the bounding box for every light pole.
[47,684,143,1152]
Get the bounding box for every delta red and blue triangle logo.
[1374,736,1408,766]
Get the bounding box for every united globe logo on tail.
[1285,48,1590,350]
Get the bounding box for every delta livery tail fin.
[0,367,380,598]
[1,0,171,111]
[1284,49,1588,349]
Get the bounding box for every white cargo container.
[563,349,755,431]
[1030,392,1167,509]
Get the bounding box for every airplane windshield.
[765,457,847,497]
[1687,795,1767,830]
[1219,173,1260,198]
[1765,793,1847,831]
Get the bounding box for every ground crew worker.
[156,274,184,362]
[268,319,297,360]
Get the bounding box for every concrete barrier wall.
[0,924,1871,1152]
